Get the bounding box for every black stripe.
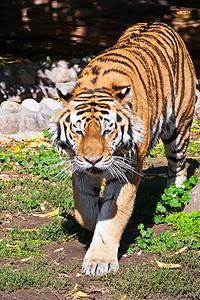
[103,69,129,77]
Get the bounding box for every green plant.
[166,211,200,238]
[148,141,165,158]
[154,175,199,224]
[0,143,71,182]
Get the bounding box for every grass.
[0,216,82,258]
[0,128,199,298]
[0,257,77,292]
[102,250,200,299]
[0,177,73,213]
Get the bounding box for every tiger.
[49,22,197,276]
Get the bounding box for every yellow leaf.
[63,234,76,243]
[155,259,181,269]
[70,284,78,294]
[5,244,20,249]
[30,142,38,148]
[169,246,188,257]
[32,208,59,218]
[72,291,89,298]
[10,145,22,152]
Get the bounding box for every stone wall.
[0,1,200,58]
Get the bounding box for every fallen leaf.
[169,246,188,257]
[76,273,84,277]
[29,142,38,148]
[70,284,78,294]
[63,234,77,243]
[137,250,143,256]
[21,256,32,262]
[72,291,89,299]
[54,247,64,253]
[5,244,20,249]
[155,259,181,269]
[32,208,59,218]
[40,200,47,211]
[122,253,131,258]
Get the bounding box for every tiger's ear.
[57,88,73,103]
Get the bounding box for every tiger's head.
[49,67,143,181]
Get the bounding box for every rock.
[1,101,21,113]
[21,99,41,112]
[14,68,35,85]
[5,95,21,102]
[40,98,63,110]
[56,82,76,96]
[0,115,19,134]
[51,60,71,83]
[37,66,55,86]
[23,113,49,131]
[82,55,96,64]
[184,180,200,213]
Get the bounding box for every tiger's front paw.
[81,247,119,276]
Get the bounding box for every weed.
[148,140,165,158]
[0,178,73,213]
[0,257,76,292]
[102,250,200,299]
[127,223,199,254]
[154,175,199,224]
[166,210,200,238]
[0,144,71,182]
[0,215,82,258]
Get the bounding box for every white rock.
[0,115,19,134]
[56,82,76,96]
[6,95,21,102]
[51,60,71,83]
[40,98,63,110]
[23,113,49,131]
[22,99,41,112]
[1,101,21,113]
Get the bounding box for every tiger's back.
[50,22,197,276]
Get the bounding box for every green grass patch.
[0,257,77,292]
[0,177,73,213]
[0,144,71,182]
[102,250,200,300]
[0,216,83,258]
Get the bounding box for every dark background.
[0,0,200,62]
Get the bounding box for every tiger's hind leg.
[162,118,193,188]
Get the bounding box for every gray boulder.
[184,180,200,213]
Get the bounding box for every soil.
[0,154,199,300]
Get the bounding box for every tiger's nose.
[83,156,103,165]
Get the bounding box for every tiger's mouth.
[87,166,104,174]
